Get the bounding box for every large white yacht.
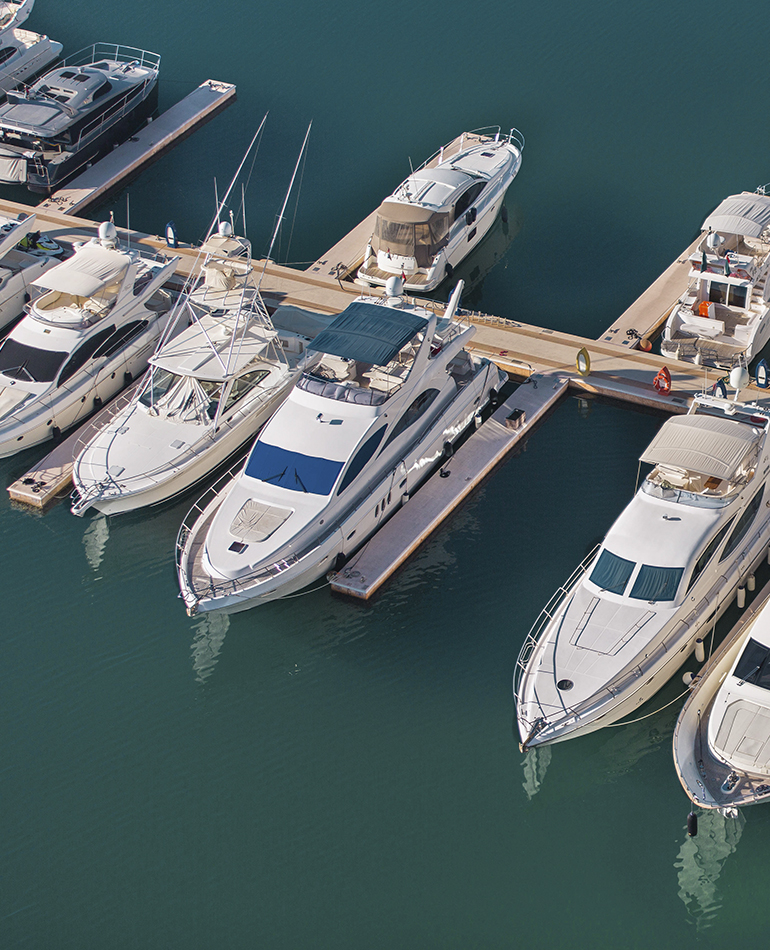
[0,43,159,193]
[0,209,62,332]
[0,0,61,96]
[70,225,315,516]
[661,192,770,370]
[177,279,506,614]
[357,128,523,293]
[515,391,770,749]
[0,221,179,457]
[673,593,770,813]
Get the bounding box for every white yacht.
[177,279,506,615]
[357,128,523,293]
[0,0,62,96]
[0,210,62,333]
[70,225,315,516]
[661,192,770,369]
[0,43,159,193]
[515,392,770,749]
[0,221,179,457]
[673,593,770,813]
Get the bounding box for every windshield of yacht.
[139,368,180,407]
[372,206,450,266]
[734,638,770,689]
[628,564,683,601]
[590,550,634,594]
[0,337,68,382]
[245,441,344,495]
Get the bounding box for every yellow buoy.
[576,347,591,376]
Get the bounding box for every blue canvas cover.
[308,302,428,367]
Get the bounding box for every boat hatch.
[229,498,293,542]
[566,588,655,654]
[713,699,770,770]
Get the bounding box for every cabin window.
[589,549,634,594]
[629,565,684,602]
[708,281,748,309]
[93,320,148,359]
[56,325,117,386]
[223,369,270,412]
[245,441,344,496]
[92,81,112,101]
[383,388,440,448]
[454,181,485,220]
[337,426,387,495]
[0,338,67,383]
[139,367,179,407]
[0,48,17,66]
[733,638,770,689]
[686,519,735,593]
[720,489,765,562]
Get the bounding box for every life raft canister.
[653,366,672,395]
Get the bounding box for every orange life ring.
[653,366,672,395]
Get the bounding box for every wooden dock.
[37,80,236,216]
[330,375,570,599]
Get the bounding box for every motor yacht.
[177,278,506,614]
[661,192,770,370]
[0,220,179,457]
[515,391,770,749]
[0,0,61,96]
[357,127,523,293]
[673,592,770,813]
[0,209,62,333]
[0,42,159,193]
[70,224,316,516]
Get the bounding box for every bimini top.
[33,243,130,296]
[702,193,770,239]
[640,414,763,481]
[308,301,428,366]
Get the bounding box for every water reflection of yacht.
[0,0,61,96]
[177,278,505,614]
[515,392,770,749]
[674,591,770,812]
[675,808,745,930]
[357,128,523,293]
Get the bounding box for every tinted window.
[140,367,179,407]
[57,325,116,385]
[687,520,734,593]
[0,337,67,382]
[245,441,343,495]
[734,638,770,689]
[383,389,439,448]
[337,426,387,495]
[630,565,684,602]
[720,489,764,562]
[94,320,148,359]
[0,47,17,66]
[223,369,270,412]
[590,549,634,594]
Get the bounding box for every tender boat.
[177,278,506,614]
[661,192,770,370]
[515,390,770,749]
[0,220,178,457]
[357,127,523,293]
[0,0,61,96]
[70,224,316,516]
[0,210,63,332]
[0,42,160,193]
[673,591,770,814]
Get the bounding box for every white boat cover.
[640,414,762,480]
[33,244,131,296]
[702,193,770,239]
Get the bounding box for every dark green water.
[4,1,770,947]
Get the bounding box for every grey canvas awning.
[640,414,762,480]
[308,301,428,366]
[702,193,770,239]
[33,243,130,296]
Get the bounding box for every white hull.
[178,365,499,614]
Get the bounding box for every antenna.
[126,193,130,252]
[258,121,312,286]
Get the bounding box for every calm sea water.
[4,1,770,947]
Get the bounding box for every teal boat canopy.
[308,301,428,366]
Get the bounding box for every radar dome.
[706,231,724,250]
[385,275,404,298]
[98,220,118,246]
[729,365,750,391]
[217,220,233,237]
